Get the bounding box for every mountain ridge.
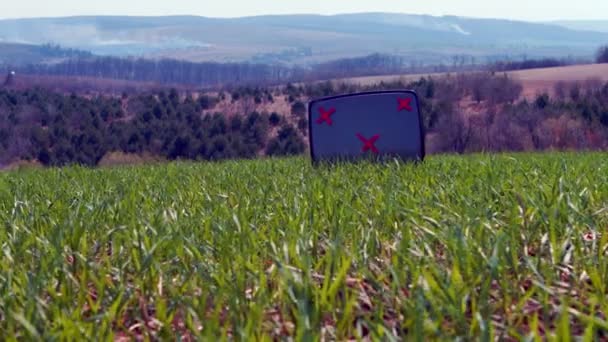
[1,13,606,65]
[550,20,608,33]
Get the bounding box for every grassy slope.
[1,153,608,339]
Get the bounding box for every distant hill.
[0,14,607,65]
[551,20,608,33]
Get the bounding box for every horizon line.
[0,12,606,23]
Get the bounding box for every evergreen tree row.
[0,88,305,167]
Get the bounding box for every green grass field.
[1,153,608,340]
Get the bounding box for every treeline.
[4,45,608,91]
[34,43,94,60]
[0,42,94,66]
[431,79,608,154]
[598,46,608,63]
[422,76,608,153]
[13,54,433,88]
[0,88,305,167]
[16,57,303,88]
[10,52,589,90]
[3,72,608,167]
[312,54,410,79]
[488,58,572,72]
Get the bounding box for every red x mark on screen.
[316,107,336,125]
[356,133,380,154]
[398,98,412,112]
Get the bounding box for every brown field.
[333,72,443,86]
[337,63,608,99]
[507,64,608,98]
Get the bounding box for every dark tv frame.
[307,90,426,164]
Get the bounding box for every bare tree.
[513,107,543,150]
[582,77,603,95]
[554,81,568,99]
[435,107,473,154]
[488,113,529,152]
[537,115,587,150]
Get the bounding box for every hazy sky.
[2,0,607,21]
